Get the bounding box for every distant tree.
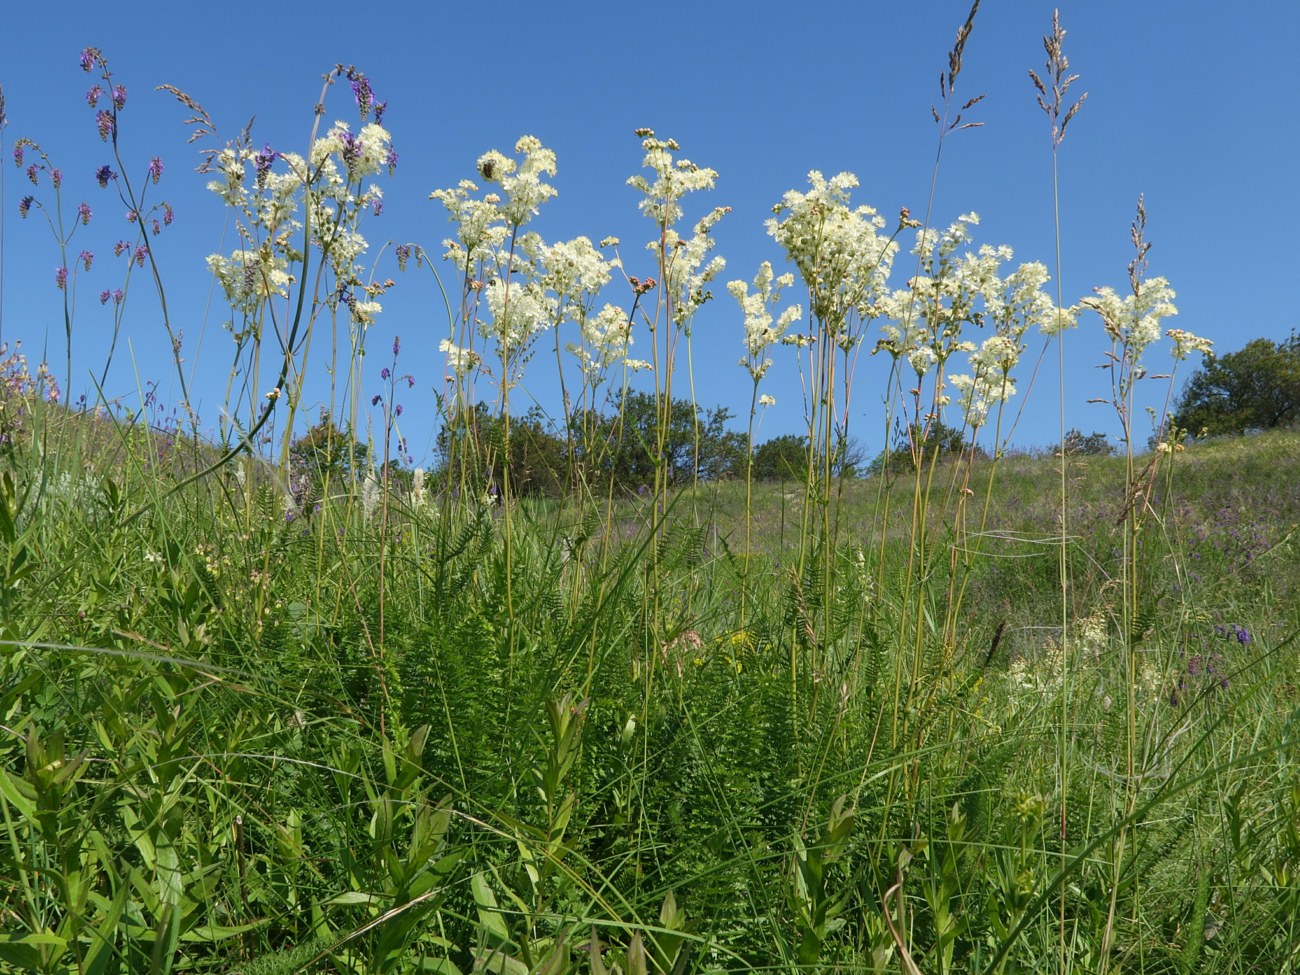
[576,391,744,490]
[868,419,976,476]
[1061,429,1113,456]
[288,413,369,507]
[752,433,810,481]
[436,403,568,498]
[1171,333,1300,437]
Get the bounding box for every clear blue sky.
[2,1,1297,464]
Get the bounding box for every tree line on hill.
[281,332,1299,501]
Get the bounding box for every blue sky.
[2,1,1297,465]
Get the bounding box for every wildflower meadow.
[0,6,1298,973]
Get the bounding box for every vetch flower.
[95,165,116,188]
[55,266,68,290]
[148,157,163,184]
[77,202,92,225]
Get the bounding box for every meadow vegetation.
[1,9,1298,974]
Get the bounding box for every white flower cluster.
[729,261,801,382]
[767,171,898,334]
[1165,327,1213,362]
[875,217,1072,429]
[204,119,395,327]
[627,131,718,226]
[1081,276,1178,360]
[660,207,728,328]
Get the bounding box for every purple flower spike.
[79,249,94,271]
[99,289,112,305]
[77,202,92,225]
[393,336,401,357]
[162,202,174,225]
[86,84,103,107]
[95,110,114,141]
[19,196,34,218]
[380,367,391,380]
[1234,625,1251,645]
[80,48,96,71]
[371,395,381,406]
[13,144,24,167]
[148,157,163,184]
[95,165,117,188]
[55,266,68,290]
[51,168,63,189]
[111,84,127,110]
[26,164,38,185]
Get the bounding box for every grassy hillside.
[1,390,1297,973]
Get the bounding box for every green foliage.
[1061,428,1113,456]
[1172,332,1300,437]
[751,433,810,481]
[577,391,746,490]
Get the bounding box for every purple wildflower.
[18,196,33,218]
[26,164,38,185]
[111,288,123,304]
[95,110,114,141]
[395,404,403,417]
[95,165,116,188]
[55,266,68,290]
[385,147,398,175]
[111,85,127,110]
[113,239,130,257]
[374,100,388,124]
[337,129,361,177]
[348,71,373,119]
[393,335,400,357]
[77,202,92,225]
[371,394,382,406]
[79,250,94,271]
[254,143,275,188]
[51,168,62,189]
[13,144,23,167]
[380,367,391,380]
[162,202,173,226]
[86,84,103,107]
[395,243,410,271]
[133,245,146,268]
[148,156,163,184]
[151,219,161,235]
[99,289,111,304]
[79,48,96,71]
[1234,625,1251,645]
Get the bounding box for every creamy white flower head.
[206,147,252,207]
[430,179,507,265]
[207,247,294,315]
[1166,327,1213,361]
[350,299,382,326]
[569,303,635,382]
[767,170,897,329]
[627,132,719,226]
[482,277,554,359]
[907,345,938,376]
[497,135,558,227]
[439,338,479,376]
[758,393,776,407]
[730,260,800,379]
[534,235,614,304]
[1082,276,1177,356]
[658,207,728,327]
